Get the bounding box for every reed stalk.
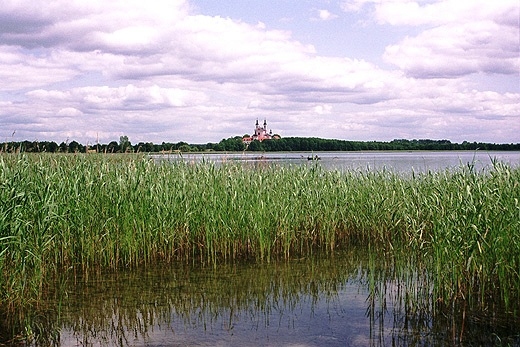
[0,153,518,316]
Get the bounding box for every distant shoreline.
[2,137,519,153]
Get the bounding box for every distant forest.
[2,136,519,153]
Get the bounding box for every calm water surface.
[27,250,518,346]
[153,150,520,173]
[18,151,520,346]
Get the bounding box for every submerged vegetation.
[5,250,517,346]
[0,153,519,342]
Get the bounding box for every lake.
[35,249,519,346]
[152,150,520,173]
[6,151,519,346]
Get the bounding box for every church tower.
[243,119,279,144]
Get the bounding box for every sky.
[1,0,519,145]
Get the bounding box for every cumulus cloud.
[342,0,519,78]
[57,107,83,117]
[312,9,339,21]
[0,0,518,144]
[0,0,189,49]
[383,22,519,77]
[314,104,333,115]
[26,84,207,111]
[0,46,79,91]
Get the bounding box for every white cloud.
[342,0,519,78]
[384,20,518,77]
[0,0,190,50]
[27,84,207,110]
[315,9,338,21]
[373,0,517,26]
[57,107,83,117]
[0,0,518,144]
[0,47,78,91]
[314,104,333,114]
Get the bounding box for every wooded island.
[2,136,519,153]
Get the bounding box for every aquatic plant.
[0,153,518,323]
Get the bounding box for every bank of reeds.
[0,153,519,315]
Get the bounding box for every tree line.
[1,136,519,153]
[248,137,520,152]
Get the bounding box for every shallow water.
[20,250,519,346]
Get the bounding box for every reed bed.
[0,153,519,316]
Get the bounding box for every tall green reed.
[0,153,518,315]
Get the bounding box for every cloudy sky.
[1,0,518,145]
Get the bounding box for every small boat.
[307,155,321,161]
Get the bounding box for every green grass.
[0,153,519,317]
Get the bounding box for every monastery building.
[242,119,279,144]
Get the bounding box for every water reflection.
[13,249,519,346]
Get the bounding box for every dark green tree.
[219,137,246,151]
[107,141,120,153]
[68,140,83,153]
[119,135,132,153]
[247,140,263,151]
[178,144,192,152]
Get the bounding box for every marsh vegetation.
[0,153,519,344]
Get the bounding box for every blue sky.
[1,0,518,145]
[192,0,408,63]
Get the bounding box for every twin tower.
[242,119,278,144]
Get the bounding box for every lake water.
[152,150,520,173]
[34,250,519,346]
[10,151,520,346]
